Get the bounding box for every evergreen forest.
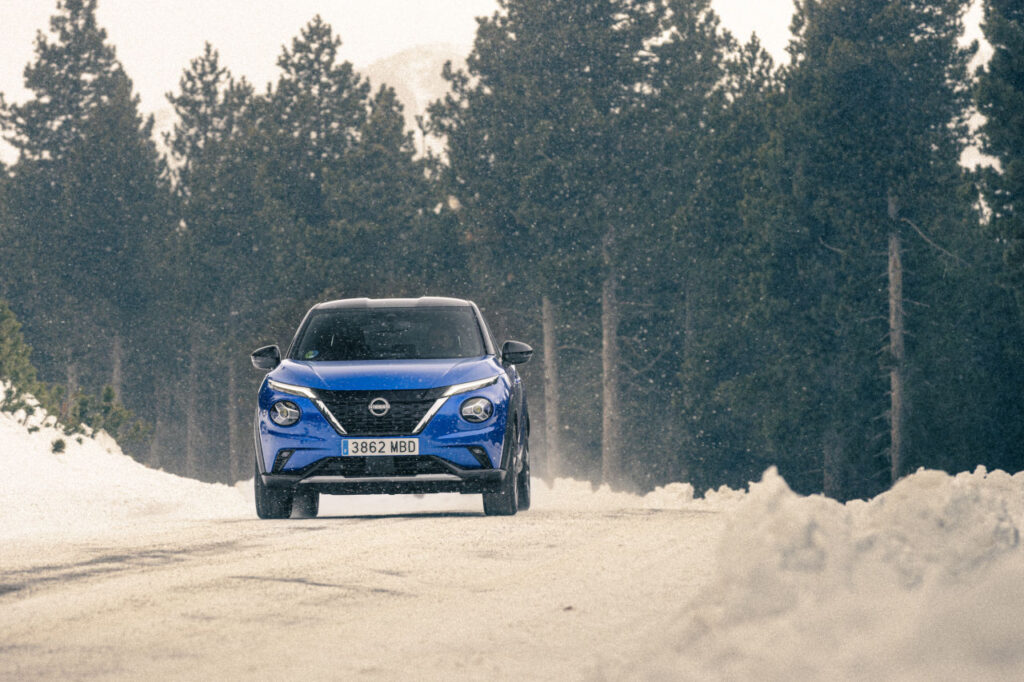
[1,0,1023,500]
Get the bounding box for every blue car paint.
[256,356,512,473]
[272,356,500,392]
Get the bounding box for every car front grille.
[314,388,447,435]
[305,456,453,477]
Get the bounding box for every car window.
[292,307,486,361]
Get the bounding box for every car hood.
[268,356,504,392]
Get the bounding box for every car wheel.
[517,443,531,512]
[292,489,319,518]
[483,422,519,516]
[254,457,293,519]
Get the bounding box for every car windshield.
[292,306,486,361]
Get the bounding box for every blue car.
[250,297,532,518]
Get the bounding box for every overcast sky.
[0,0,797,116]
[0,0,985,167]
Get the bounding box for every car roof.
[311,296,473,311]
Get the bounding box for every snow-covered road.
[4,399,1024,680]
[0,503,723,680]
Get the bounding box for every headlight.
[460,397,493,423]
[444,376,498,397]
[270,400,301,426]
[268,379,318,399]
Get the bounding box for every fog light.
[272,449,295,473]
[460,397,493,423]
[270,400,300,426]
[467,446,491,467]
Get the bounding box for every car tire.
[517,443,531,511]
[292,489,319,518]
[254,458,293,519]
[483,422,519,516]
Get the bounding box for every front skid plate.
[261,469,505,496]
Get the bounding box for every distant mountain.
[364,43,466,154]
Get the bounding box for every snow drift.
[630,466,1024,681]
[0,385,249,542]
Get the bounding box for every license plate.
[342,438,419,456]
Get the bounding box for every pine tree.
[320,84,433,296]
[166,42,254,189]
[618,1,746,489]
[977,0,1024,307]
[747,0,976,496]
[0,163,11,300]
[164,43,261,479]
[0,299,45,411]
[264,16,370,237]
[429,0,659,486]
[2,0,120,164]
[655,34,782,492]
[0,0,170,411]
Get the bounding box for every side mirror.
[251,345,281,371]
[501,340,533,365]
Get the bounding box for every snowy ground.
[1,395,1023,680]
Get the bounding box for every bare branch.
[556,345,593,354]
[901,217,967,265]
[626,349,669,377]
[818,237,846,255]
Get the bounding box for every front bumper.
[260,455,506,495]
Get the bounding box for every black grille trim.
[298,455,458,478]
[314,387,447,436]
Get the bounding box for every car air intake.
[314,387,447,436]
[309,456,453,477]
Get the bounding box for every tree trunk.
[541,295,562,479]
[147,413,164,469]
[111,333,123,401]
[677,281,697,483]
[888,230,905,483]
[601,230,622,488]
[227,354,241,482]
[147,384,168,469]
[63,358,78,423]
[185,336,200,478]
[822,425,843,498]
[683,281,695,412]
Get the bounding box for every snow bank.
[537,478,742,513]
[0,385,249,543]
[632,466,1024,681]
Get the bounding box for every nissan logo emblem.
[368,397,390,417]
